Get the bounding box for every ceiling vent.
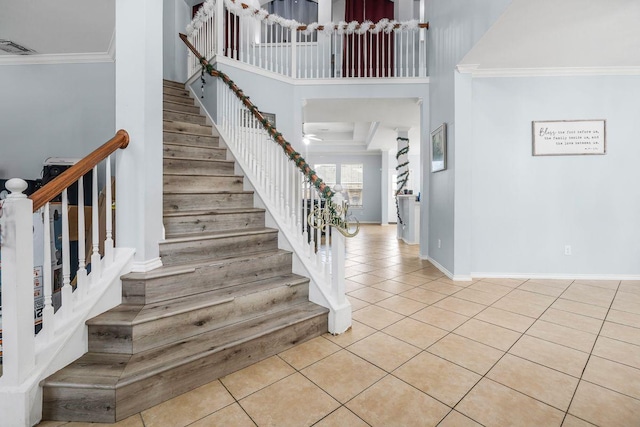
[0,40,36,55]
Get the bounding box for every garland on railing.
[395,137,410,226]
[186,0,427,38]
[197,57,334,200]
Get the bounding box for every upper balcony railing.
[186,0,428,79]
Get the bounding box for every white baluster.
[290,29,297,78]
[76,176,87,298]
[105,156,114,266]
[41,202,54,342]
[61,188,72,317]
[91,166,101,282]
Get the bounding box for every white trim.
[456,64,640,78]
[471,272,640,281]
[0,52,115,66]
[107,29,116,61]
[130,257,163,273]
[423,256,474,282]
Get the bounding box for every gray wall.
[163,0,190,82]
[424,0,513,273]
[467,75,640,276]
[0,62,115,180]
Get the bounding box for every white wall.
[424,0,512,273]
[468,75,640,276]
[0,63,115,180]
[163,0,190,82]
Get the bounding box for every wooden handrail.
[179,34,334,199]
[29,130,130,211]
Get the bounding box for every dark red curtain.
[343,0,394,77]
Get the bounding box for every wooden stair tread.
[162,227,277,244]
[163,129,219,138]
[163,189,252,195]
[163,207,265,218]
[88,273,308,327]
[163,156,234,164]
[163,141,223,150]
[44,302,328,388]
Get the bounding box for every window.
[341,163,363,207]
[314,164,336,187]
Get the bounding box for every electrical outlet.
[564,245,572,256]
[438,239,441,249]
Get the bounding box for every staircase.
[41,80,329,423]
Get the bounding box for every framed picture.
[430,123,447,172]
[532,119,606,156]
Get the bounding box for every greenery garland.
[199,60,334,200]
[395,136,410,225]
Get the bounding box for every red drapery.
[343,0,394,77]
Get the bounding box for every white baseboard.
[130,257,163,273]
[471,272,640,281]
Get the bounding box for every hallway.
[38,225,640,426]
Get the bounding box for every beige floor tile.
[351,305,404,330]
[383,317,447,349]
[607,309,640,328]
[507,289,556,307]
[522,278,573,288]
[189,403,256,427]
[346,375,449,427]
[369,268,404,279]
[347,287,394,304]
[592,336,640,369]
[434,277,475,287]
[457,378,564,427]
[437,411,482,427]
[239,373,339,427]
[375,295,426,315]
[324,321,376,348]
[569,381,640,427]
[433,297,486,317]
[509,335,589,378]
[141,381,234,427]
[475,307,535,333]
[279,336,341,370]
[411,306,469,331]
[420,281,465,295]
[454,319,522,351]
[526,320,597,353]
[561,414,597,427]
[487,354,578,411]
[517,281,567,297]
[399,287,447,305]
[63,415,145,427]
[551,298,608,320]
[348,273,388,286]
[468,281,513,296]
[478,278,526,288]
[572,279,620,290]
[428,334,504,375]
[614,290,640,305]
[562,284,615,308]
[390,274,430,286]
[600,321,640,346]
[539,308,604,334]
[619,281,640,295]
[394,352,481,407]
[347,296,370,311]
[370,280,416,294]
[455,288,502,305]
[346,263,379,273]
[345,280,367,292]
[347,332,421,372]
[491,296,548,318]
[301,350,385,403]
[582,355,640,400]
[313,407,369,427]
[611,297,640,315]
[220,356,295,400]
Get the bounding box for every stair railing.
[186,0,428,79]
[0,130,135,425]
[180,34,358,333]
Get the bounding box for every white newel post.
[0,179,36,386]
[328,185,351,334]
[115,0,164,272]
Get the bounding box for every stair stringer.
[0,248,135,427]
[188,88,351,334]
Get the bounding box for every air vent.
[0,40,36,55]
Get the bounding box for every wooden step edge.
[163,108,204,117]
[115,303,328,387]
[163,156,234,164]
[163,130,219,138]
[161,227,277,244]
[163,119,212,129]
[163,190,253,195]
[163,208,265,218]
[163,99,197,107]
[162,172,240,178]
[163,79,185,86]
[164,141,225,151]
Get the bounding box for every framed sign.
[430,123,447,172]
[532,119,606,156]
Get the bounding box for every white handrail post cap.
[6,178,28,198]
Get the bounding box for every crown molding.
[0,51,115,66]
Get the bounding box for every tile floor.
[38,225,640,427]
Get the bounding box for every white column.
[115,0,164,272]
